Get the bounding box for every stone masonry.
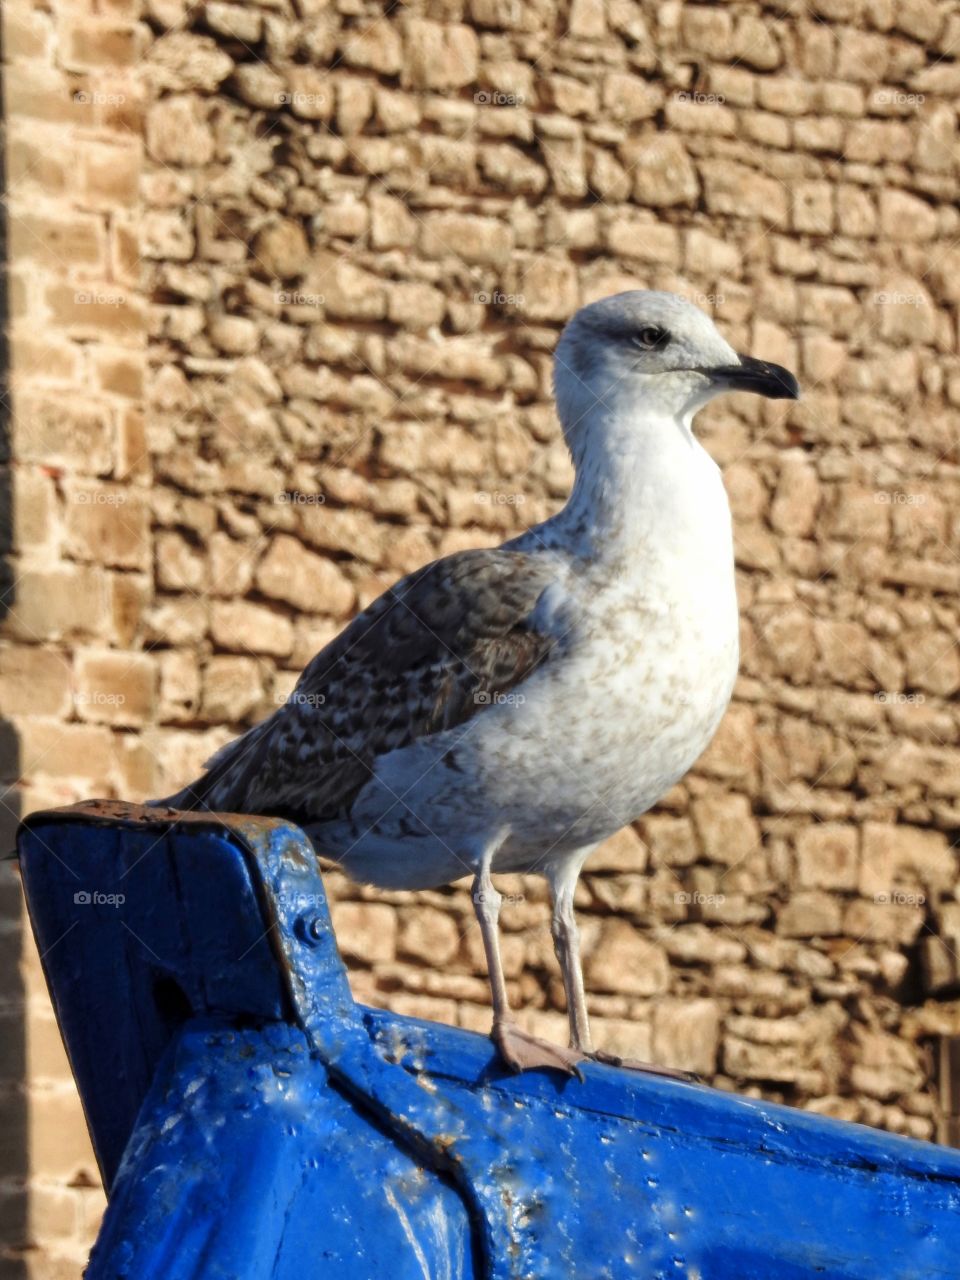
[4,0,960,1274]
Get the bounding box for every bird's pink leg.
[472,862,585,1079]
[548,864,699,1084]
[549,879,593,1052]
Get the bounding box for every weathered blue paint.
[89,1019,478,1279]
[18,801,960,1279]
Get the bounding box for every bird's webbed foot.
[493,1020,586,1081]
[587,1048,700,1083]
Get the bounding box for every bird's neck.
[547,400,713,563]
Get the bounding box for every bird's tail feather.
[149,712,279,812]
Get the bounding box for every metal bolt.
[295,913,326,946]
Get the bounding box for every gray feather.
[155,548,559,823]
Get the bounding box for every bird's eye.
[633,325,668,350]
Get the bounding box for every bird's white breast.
[470,442,740,860]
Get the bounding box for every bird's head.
[553,290,799,451]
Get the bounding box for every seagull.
[156,290,799,1077]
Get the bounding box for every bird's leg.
[472,867,510,1027]
[548,862,699,1083]
[472,859,585,1079]
[550,881,593,1053]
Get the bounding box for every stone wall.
[2,0,146,1273]
[5,0,960,1274]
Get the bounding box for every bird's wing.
[162,548,564,822]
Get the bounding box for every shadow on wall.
[0,23,28,1278]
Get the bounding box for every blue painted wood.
[88,1019,477,1279]
[18,802,960,1279]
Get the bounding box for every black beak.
[709,354,800,400]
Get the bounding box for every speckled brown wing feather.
[160,548,560,823]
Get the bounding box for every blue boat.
[17,801,960,1278]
